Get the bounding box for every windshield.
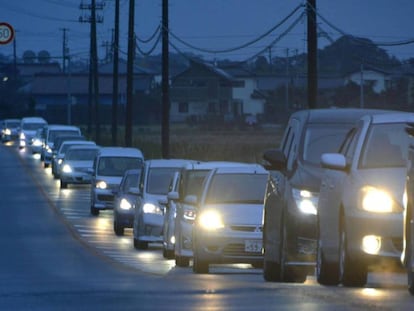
[146,167,181,195]
[181,169,210,199]
[48,130,80,143]
[360,123,409,169]
[65,149,98,161]
[205,173,268,204]
[98,157,143,177]
[22,123,45,131]
[302,125,352,165]
[5,121,20,128]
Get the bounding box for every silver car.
[317,112,414,287]
[192,164,268,274]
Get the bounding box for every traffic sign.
[0,22,15,45]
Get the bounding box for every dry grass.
[96,124,284,163]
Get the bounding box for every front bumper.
[61,172,92,184]
[92,188,115,210]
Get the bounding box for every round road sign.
[0,22,15,45]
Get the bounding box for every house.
[344,65,391,94]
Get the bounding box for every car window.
[205,173,268,204]
[359,123,409,169]
[146,167,180,195]
[180,170,210,199]
[283,119,300,171]
[302,124,352,165]
[65,149,98,161]
[122,173,139,192]
[48,130,80,143]
[98,157,143,177]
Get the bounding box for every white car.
[192,164,268,273]
[1,118,20,143]
[19,117,47,149]
[317,112,414,287]
[90,147,144,216]
[59,145,100,189]
[133,159,194,250]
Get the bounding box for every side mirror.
[262,148,286,171]
[87,167,94,175]
[320,153,347,171]
[128,187,140,195]
[184,194,197,205]
[167,191,179,201]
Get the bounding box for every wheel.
[44,162,49,168]
[60,180,68,189]
[90,206,100,216]
[175,255,190,267]
[339,217,367,287]
[409,270,414,295]
[113,220,124,236]
[163,248,174,259]
[192,252,209,274]
[133,238,148,250]
[263,260,281,281]
[316,238,340,285]
[279,217,307,283]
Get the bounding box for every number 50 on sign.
[0,22,15,45]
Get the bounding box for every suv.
[90,147,144,216]
[262,108,390,283]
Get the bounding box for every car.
[1,118,20,143]
[262,108,394,283]
[170,161,255,267]
[113,169,142,236]
[191,164,269,274]
[59,145,100,189]
[18,117,48,149]
[52,139,96,178]
[133,159,194,250]
[90,147,144,216]
[316,112,414,287]
[403,122,414,295]
[29,128,45,154]
[41,124,82,167]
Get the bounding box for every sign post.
[0,22,15,45]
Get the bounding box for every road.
[0,142,413,310]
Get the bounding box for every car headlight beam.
[62,164,72,173]
[143,202,163,215]
[198,210,224,230]
[292,188,318,215]
[361,186,394,213]
[120,198,133,210]
[96,180,107,189]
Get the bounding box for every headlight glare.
[143,202,163,215]
[120,198,132,210]
[292,188,318,215]
[361,186,394,213]
[62,164,72,173]
[96,180,107,189]
[198,210,224,230]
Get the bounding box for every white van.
[90,147,144,216]
[19,117,48,149]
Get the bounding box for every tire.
[409,270,414,295]
[133,237,148,250]
[163,248,174,259]
[113,220,124,236]
[280,217,307,283]
[44,162,49,168]
[60,180,68,189]
[316,238,340,285]
[339,217,367,287]
[175,255,190,267]
[90,206,100,216]
[192,252,209,274]
[263,260,281,282]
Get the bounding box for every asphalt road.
[0,142,413,310]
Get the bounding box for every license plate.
[244,240,262,253]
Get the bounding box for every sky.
[1,0,414,64]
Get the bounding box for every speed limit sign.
[0,22,15,45]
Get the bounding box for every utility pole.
[161,0,170,158]
[125,0,135,147]
[79,0,104,143]
[60,28,69,73]
[285,48,289,112]
[111,0,120,146]
[307,0,317,109]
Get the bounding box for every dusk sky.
[1,0,414,63]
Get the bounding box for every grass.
[92,124,284,164]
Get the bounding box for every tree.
[23,50,36,64]
[38,50,51,64]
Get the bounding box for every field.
[95,124,284,164]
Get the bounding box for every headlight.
[33,139,42,147]
[120,198,133,210]
[46,146,53,154]
[62,164,72,173]
[360,186,397,213]
[58,158,63,165]
[20,132,25,139]
[96,181,107,189]
[143,203,163,215]
[183,205,196,222]
[292,188,318,215]
[4,129,11,135]
[198,210,224,230]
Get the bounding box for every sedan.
[192,164,268,274]
[317,112,414,287]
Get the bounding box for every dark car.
[262,108,393,283]
[113,169,142,236]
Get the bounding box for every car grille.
[74,167,90,173]
[222,243,262,257]
[230,225,262,232]
[97,194,114,202]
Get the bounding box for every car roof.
[145,158,197,168]
[181,161,254,171]
[365,111,414,124]
[60,140,96,147]
[3,118,20,123]
[47,125,80,131]
[66,144,99,151]
[20,117,47,124]
[97,147,144,158]
[292,108,398,124]
[212,163,268,174]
